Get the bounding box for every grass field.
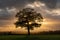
[0,35,60,40]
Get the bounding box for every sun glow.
[42,19,48,24]
[42,19,55,25]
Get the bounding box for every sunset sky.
[0,0,60,34]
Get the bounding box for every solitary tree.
[15,8,43,35]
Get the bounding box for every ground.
[0,35,60,40]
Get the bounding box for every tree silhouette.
[15,8,43,35]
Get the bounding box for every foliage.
[15,8,43,30]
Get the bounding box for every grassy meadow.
[0,35,60,40]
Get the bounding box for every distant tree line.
[0,30,60,35]
[35,30,60,35]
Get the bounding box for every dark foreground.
[0,35,60,40]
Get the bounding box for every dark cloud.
[0,9,15,20]
[44,13,60,20]
[39,0,57,9]
[0,0,60,31]
[0,0,27,8]
[0,0,58,9]
[56,0,60,8]
[0,0,58,21]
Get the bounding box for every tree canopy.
[15,8,43,30]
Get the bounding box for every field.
[0,35,60,40]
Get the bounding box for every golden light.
[29,22,32,24]
[34,19,49,25]
[42,19,49,24]
[42,19,53,25]
[17,27,21,29]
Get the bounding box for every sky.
[0,0,60,34]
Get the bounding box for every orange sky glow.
[0,18,59,34]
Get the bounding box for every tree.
[15,8,43,35]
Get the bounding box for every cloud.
[0,7,18,27]
[24,0,60,31]
[0,0,58,9]
[52,8,60,15]
[25,1,45,8]
[25,1,60,16]
[0,7,18,20]
[0,0,60,32]
[56,0,60,8]
[0,0,27,8]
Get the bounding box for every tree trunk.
[27,26,30,35]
